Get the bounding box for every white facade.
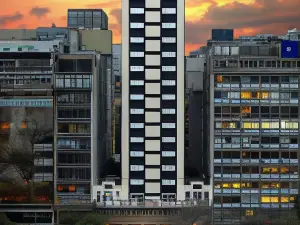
[121,0,185,200]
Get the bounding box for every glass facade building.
[208,42,300,224]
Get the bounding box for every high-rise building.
[121,0,185,200]
[207,39,300,224]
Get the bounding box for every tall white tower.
[121,0,185,200]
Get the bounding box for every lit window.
[162,165,176,171]
[242,122,259,129]
[261,92,269,99]
[281,121,298,129]
[162,66,176,71]
[130,23,144,28]
[130,94,144,100]
[216,75,223,83]
[241,106,251,114]
[21,121,27,129]
[261,122,270,129]
[162,8,176,14]
[162,94,176,100]
[228,92,240,98]
[162,123,176,128]
[130,66,144,71]
[130,165,144,171]
[162,52,176,57]
[162,37,176,43]
[216,122,237,129]
[130,52,144,57]
[162,108,176,114]
[130,109,144,114]
[162,80,176,86]
[130,123,144,128]
[130,8,144,14]
[130,137,144,143]
[0,122,10,129]
[162,23,176,28]
[162,137,176,142]
[261,196,279,203]
[130,37,144,43]
[232,183,240,189]
[130,80,144,86]
[162,151,176,157]
[130,151,144,157]
[57,185,63,191]
[69,185,76,192]
[241,92,251,99]
[162,179,176,185]
[245,209,254,216]
[130,179,144,185]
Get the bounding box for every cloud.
[185,0,300,46]
[0,12,23,26]
[29,7,51,18]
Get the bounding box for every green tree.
[0,213,16,225]
[75,213,107,225]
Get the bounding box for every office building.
[120,0,185,200]
[207,39,300,224]
[68,9,108,30]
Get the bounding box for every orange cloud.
[1,0,300,55]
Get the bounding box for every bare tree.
[0,113,52,203]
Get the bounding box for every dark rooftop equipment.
[212,29,234,41]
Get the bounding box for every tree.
[0,113,52,203]
[0,213,16,225]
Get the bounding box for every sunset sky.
[1,0,300,54]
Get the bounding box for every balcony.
[0,66,52,74]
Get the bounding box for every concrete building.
[53,52,110,204]
[120,0,185,200]
[207,39,300,224]
[68,9,108,30]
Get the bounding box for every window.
[162,165,176,171]
[130,94,144,100]
[130,151,144,157]
[162,108,176,114]
[130,23,144,28]
[130,179,144,185]
[228,92,240,99]
[130,8,145,14]
[241,92,251,99]
[130,66,144,71]
[130,108,144,114]
[162,137,176,142]
[162,94,176,100]
[162,52,176,57]
[130,165,144,171]
[162,80,176,86]
[162,37,176,43]
[162,23,176,29]
[281,121,298,129]
[162,151,176,157]
[130,137,144,143]
[130,52,144,57]
[162,123,176,128]
[216,122,238,129]
[130,80,144,86]
[130,123,144,128]
[162,66,176,71]
[58,123,91,134]
[162,179,176,185]
[130,37,144,43]
[162,8,176,14]
[242,122,259,129]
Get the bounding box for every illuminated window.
[281,121,298,129]
[261,92,269,99]
[216,75,223,83]
[281,197,289,203]
[252,92,260,99]
[241,106,251,114]
[222,183,230,188]
[241,92,251,99]
[262,167,278,174]
[242,122,259,129]
[0,122,10,129]
[280,167,289,174]
[21,121,27,129]
[216,122,237,129]
[232,183,240,189]
[261,196,279,203]
[69,185,76,192]
[261,183,280,188]
[261,122,270,129]
[245,209,254,216]
[270,122,280,129]
[214,183,221,188]
[57,185,63,191]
